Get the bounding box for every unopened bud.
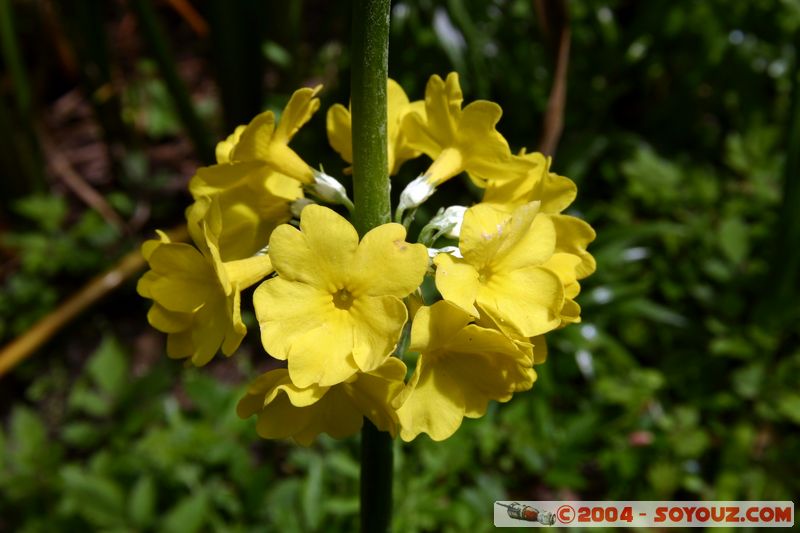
[309,171,353,209]
[429,205,466,239]
[398,175,435,215]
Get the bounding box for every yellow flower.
[137,199,273,365]
[237,357,406,446]
[479,152,596,326]
[228,85,322,184]
[482,151,577,214]
[188,162,302,261]
[395,301,535,442]
[395,73,527,218]
[326,78,424,175]
[433,201,565,337]
[253,205,428,388]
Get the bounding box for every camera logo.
[495,502,556,526]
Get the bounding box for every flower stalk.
[350,0,393,530]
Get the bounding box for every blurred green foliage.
[1,0,799,531]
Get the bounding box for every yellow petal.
[407,301,471,353]
[423,146,464,187]
[401,111,442,160]
[267,206,358,290]
[481,154,545,211]
[223,255,274,291]
[231,106,315,184]
[146,246,217,313]
[543,252,581,298]
[285,313,359,388]
[349,295,407,373]
[424,72,462,144]
[445,324,534,416]
[433,253,480,316]
[350,223,428,297]
[254,387,363,446]
[458,203,509,266]
[298,205,359,286]
[189,161,265,199]
[457,100,511,184]
[531,335,548,364]
[397,301,533,440]
[396,354,465,442]
[215,125,246,163]
[345,357,406,435]
[231,111,276,161]
[190,300,228,365]
[326,103,354,164]
[494,207,556,271]
[537,171,577,214]
[240,369,328,411]
[166,330,194,359]
[478,266,563,337]
[253,277,332,360]
[273,85,322,144]
[141,231,170,262]
[550,214,597,279]
[221,288,246,355]
[147,303,192,333]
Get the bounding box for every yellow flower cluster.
[139,73,595,444]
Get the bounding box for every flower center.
[333,288,354,310]
[478,266,492,284]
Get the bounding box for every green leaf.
[129,475,157,528]
[9,406,47,470]
[302,455,324,530]
[719,216,749,264]
[732,364,764,399]
[59,465,126,527]
[775,393,800,425]
[13,195,68,232]
[61,422,102,449]
[68,383,113,417]
[87,335,128,398]
[161,491,208,533]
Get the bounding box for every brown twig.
[38,127,128,233]
[0,225,188,377]
[165,0,209,37]
[535,0,571,157]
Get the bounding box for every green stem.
[350,0,391,236]
[350,0,392,531]
[131,0,215,164]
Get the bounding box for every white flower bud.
[429,205,466,239]
[310,171,351,206]
[398,175,436,215]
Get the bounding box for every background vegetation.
[1,0,798,531]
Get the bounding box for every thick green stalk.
[351,0,391,236]
[131,0,214,164]
[350,0,392,531]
